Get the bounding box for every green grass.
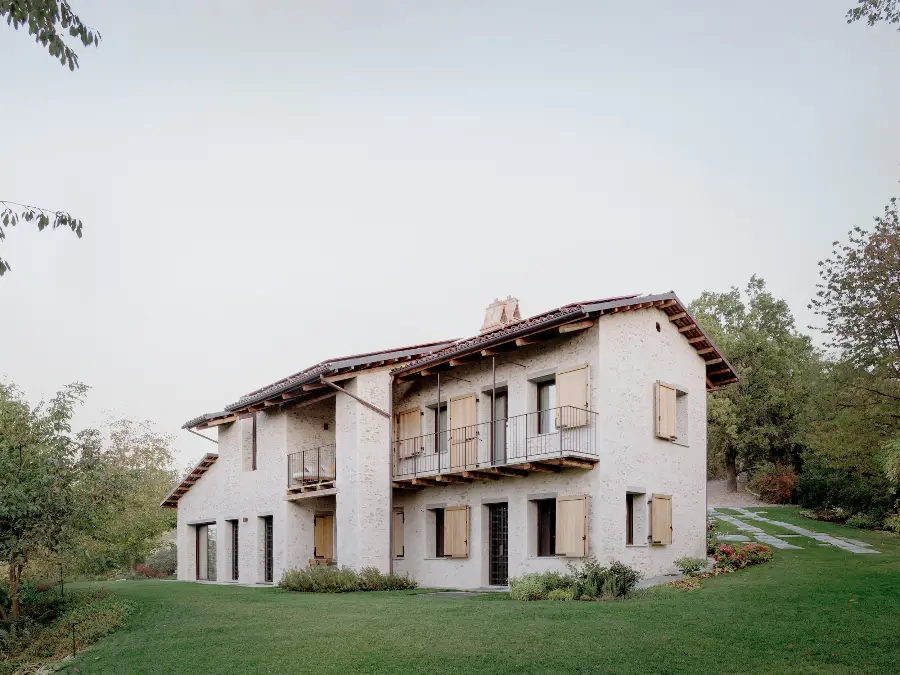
[60,508,900,675]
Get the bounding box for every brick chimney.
[481,296,521,334]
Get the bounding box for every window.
[392,510,405,558]
[655,382,689,445]
[262,516,274,582]
[626,495,634,546]
[537,380,556,434]
[434,405,448,455]
[228,519,239,581]
[434,508,445,557]
[535,499,556,557]
[196,523,217,581]
[650,495,672,545]
[491,392,508,463]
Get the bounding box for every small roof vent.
[481,296,521,334]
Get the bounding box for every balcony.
[392,406,599,486]
[287,444,336,495]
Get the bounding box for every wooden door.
[314,514,334,559]
[449,394,477,470]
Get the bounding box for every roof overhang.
[392,293,738,391]
[160,453,218,509]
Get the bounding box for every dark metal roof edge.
[182,411,229,430]
[392,306,586,375]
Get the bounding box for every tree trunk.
[725,457,738,493]
[9,563,21,619]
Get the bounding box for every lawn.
[62,508,900,675]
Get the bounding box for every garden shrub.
[566,555,641,599]
[706,518,718,555]
[712,543,773,571]
[674,557,706,577]
[279,565,416,593]
[144,546,177,577]
[546,588,575,601]
[748,463,798,504]
[846,513,879,529]
[796,465,894,517]
[509,574,551,601]
[882,512,900,534]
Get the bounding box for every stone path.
[708,507,880,555]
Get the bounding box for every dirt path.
[706,479,768,507]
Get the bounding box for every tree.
[690,277,822,492]
[0,380,88,619]
[810,195,900,486]
[70,420,178,572]
[847,0,900,30]
[0,1,98,276]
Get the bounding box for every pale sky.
[1,1,898,466]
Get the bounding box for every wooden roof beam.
[559,320,594,334]
[668,312,687,322]
[708,367,731,376]
[678,324,697,333]
[704,358,724,366]
[687,336,707,344]
[696,347,716,355]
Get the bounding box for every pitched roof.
[159,453,218,508]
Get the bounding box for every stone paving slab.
[729,508,879,555]
[753,533,803,550]
[717,534,751,542]
[836,538,873,547]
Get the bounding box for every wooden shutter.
[396,409,421,459]
[557,365,590,428]
[449,394,477,470]
[555,496,588,557]
[443,506,469,558]
[314,514,334,559]
[650,495,672,545]
[392,510,405,558]
[655,382,677,439]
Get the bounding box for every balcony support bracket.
[319,376,390,419]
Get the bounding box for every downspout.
[388,372,394,576]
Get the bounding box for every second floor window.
[537,380,557,434]
[434,405,448,454]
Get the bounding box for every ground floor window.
[228,520,239,581]
[626,491,647,545]
[433,508,445,557]
[262,516,273,583]
[535,499,556,557]
[196,523,217,581]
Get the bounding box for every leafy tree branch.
[1,0,100,70]
[0,200,84,276]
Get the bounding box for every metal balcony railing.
[392,405,598,479]
[287,444,336,491]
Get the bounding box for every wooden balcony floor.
[391,453,598,489]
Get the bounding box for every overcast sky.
[1,0,898,466]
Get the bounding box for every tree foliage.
[847,0,900,30]
[0,380,88,619]
[690,277,822,491]
[0,201,84,276]
[1,0,100,70]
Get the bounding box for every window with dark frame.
[434,405,448,455]
[434,508,445,557]
[537,380,557,434]
[626,495,634,546]
[536,499,556,557]
[229,520,239,581]
[263,515,273,583]
[251,413,258,471]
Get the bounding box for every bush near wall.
[748,463,798,504]
[508,557,641,602]
[279,566,416,593]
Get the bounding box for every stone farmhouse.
[163,293,737,588]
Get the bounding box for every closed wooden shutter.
[449,394,477,470]
[557,365,590,428]
[650,495,672,545]
[392,510,405,558]
[555,496,588,557]
[314,514,334,559]
[396,409,421,459]
[443,506,469,558]
[655,382,677,439]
